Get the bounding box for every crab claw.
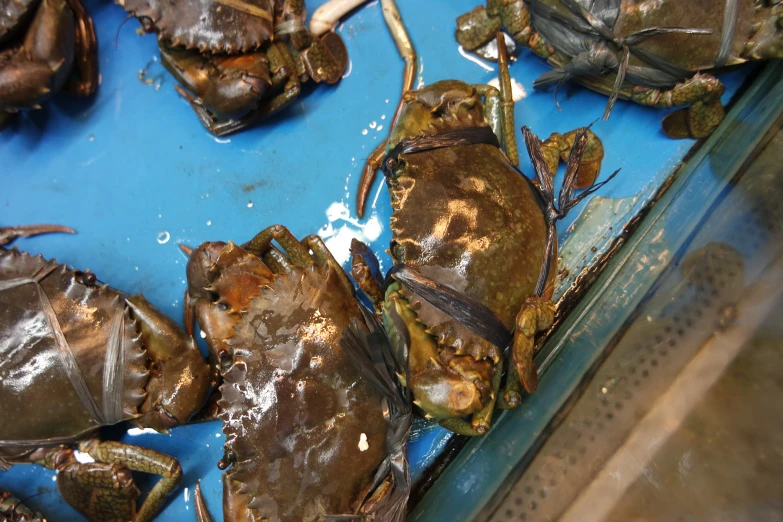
[0,224,75,246]
[179,244,194,256]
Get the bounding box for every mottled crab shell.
[0,249,149,454]
[120,0,276,54]
[0,0,39,44]
[215,257,388,522]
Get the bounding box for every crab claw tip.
[180,244,194,256]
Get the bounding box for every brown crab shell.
[214,253,388,522]
[0,248,149,455]
[120,0,276,54]
[0,0,39,44]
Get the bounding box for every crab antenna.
[357,0,416,219]
[179,244,194,256]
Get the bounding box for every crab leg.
[356,0,417,218]
[303,234,356,296]
[0,0,76,110]
[64,0,98,96]
[0,225,74,246]
[77,439,182,522]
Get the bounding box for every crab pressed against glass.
[457,0,783,138]
[183,225,410,522]
[0,226,211,522]
[118,0,349,136]
[0,0,98,128]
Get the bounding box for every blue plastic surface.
[0,0,754,519]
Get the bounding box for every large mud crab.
[118,0,349,135]
[0,0,98,128]
[183,225,410,521]
[0,226,211,522]
[457,0,783,138]
[351,32,616,435]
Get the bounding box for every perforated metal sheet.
[487,125,783,522]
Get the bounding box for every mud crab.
[0,0,98,128]
[1,489,45,522]
[457,0,783,138]
[118,0,349,136]
[350,32,617,435]
[0,225,211,522]
[183,225,410,521]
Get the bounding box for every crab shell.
[532,0,775,77]
[0,0,39,44]
[383,80,553,417]
[119,0,276,53]
[0,248,209,458]
[188,242,388,521]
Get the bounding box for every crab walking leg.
[194,482,214,522]
[511,297,555,395]
[79,439,183,522]
[64,0,98,96]
[303,234,356,296]
[628,74,725,138]
[242,224,315,267]
[254,42,303,117]
[309,0,367,36]
[357,0,417,218]
[0,225,74,246]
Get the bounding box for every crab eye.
[158,408,179,429]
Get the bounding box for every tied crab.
[0,0,98,128]
[456,0,783,138]
[351,31,617,435]
[182,225,410,522]
[119,0,349,136]
[0,226,211,522]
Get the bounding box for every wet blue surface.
[0,0,754,519]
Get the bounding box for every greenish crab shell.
[380,80,553,420]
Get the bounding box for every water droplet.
[247,201,253,208]
[157,213,162,218]
[157,231,170,244]
[385,99,389,103]
[362,129,368,135]
[381,114,386,120]
[200,331,207,339]
[88,135,95,142]
[358,433,369,452]
[206,220,212,226]
[135,266,139,271]
[369,121,377,129]
[377,125,384,132]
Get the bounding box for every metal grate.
[487,128,783,522]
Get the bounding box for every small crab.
[351,33,616,435]
[0,0,98,128]
[0,225,211,522]
[1,489,46,522]
[457,0,783,138]
[183,225,410,522]
[119,0,349,135]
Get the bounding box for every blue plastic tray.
[0,0,755,519]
